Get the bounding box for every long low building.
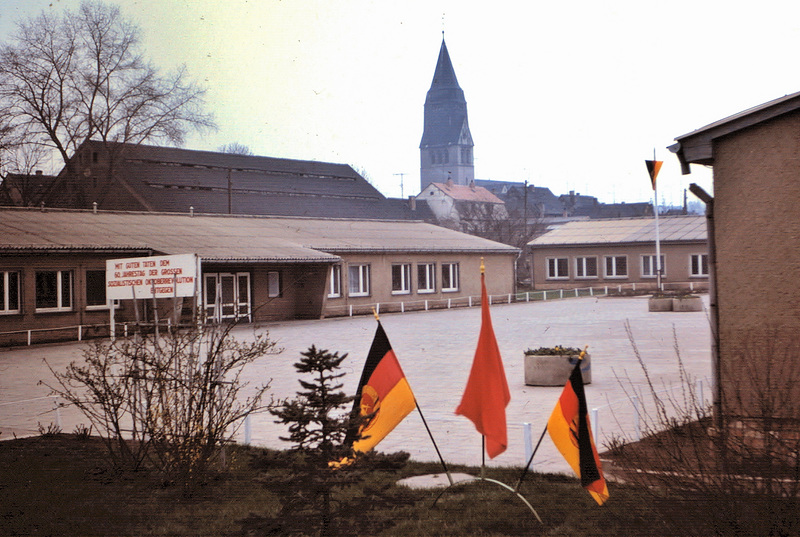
[528,215,709,291]
[0,207,518,345]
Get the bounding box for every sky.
[3,0,800,206]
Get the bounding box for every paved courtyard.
[0,295,712,476]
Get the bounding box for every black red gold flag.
[645,160,663,190]
[349,322,416,454]
[547,356,609,505]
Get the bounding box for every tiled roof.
[0,208,518,262]
[529,215,707,247]
[428,182,504,204]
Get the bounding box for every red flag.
[455,270,510,458]
[548,355,609,505]
[645,160,662,190]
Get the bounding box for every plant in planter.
[523,345,591,386]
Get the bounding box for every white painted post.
[78,325,82,341]
[401,302,405,313]
[590,287,594,296]
[448,298,451,309]
[244,414,252,445]
[349,305,353,317]
[27,330,31,346]
[124,323,128,338]
[489,295,492,305]
[469,296,472,307]
[543,291,547,301]
[560,289,563,299]
[376,303,380,315]
[633,395,641,441]
[575,288,579,297]
[633,283,637,291]
[592,408,599,448]
[508,293,511,303]
[697,379,704,407]
[425,300,429,311]
[526,292,530,302]
[523,422,533,465]
[53,397,62,430]
[109,299,116,342]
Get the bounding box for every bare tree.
[0,1,215,188]
[218,142,254,155]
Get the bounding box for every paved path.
[0,295,712,476]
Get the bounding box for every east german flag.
[547,356,609,505]
[455,270,510,459]
[645,160,663,190]
[349,322,416,454]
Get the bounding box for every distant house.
[8,140,424,221]
[671,89,800,420]
[0,171,58,207]
[528,215,708,291]
[0,207,518,346]
[417,179,507,230]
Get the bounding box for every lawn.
[0,433,662,536]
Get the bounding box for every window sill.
[35,308,74,314]
[442,288,459,293]
[391,290,411,296]
[417,289,436,295]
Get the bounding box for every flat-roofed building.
[528,215,708,291]
[0,207,517,346]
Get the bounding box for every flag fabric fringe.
[455,271,511,459]
[547,357,609,505]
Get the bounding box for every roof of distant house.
[529,215,706,247]
[422,181,504,204]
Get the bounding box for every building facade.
[528,215,709,291]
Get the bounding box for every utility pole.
[393,173,406,198]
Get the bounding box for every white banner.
[106,254,198,300]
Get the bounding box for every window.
[417,263,436,294]
[441,263,459,292]
[1,271,20,314]
[546,257,569,279]
[328,265,341,298]
[36,270,73,311]
[690,254,709,277]
[391,264,411,294]
[605,256,628,278]
[641,255,666,278]
[268,271,281,298]
[575,257,598,279]
[85,269,107,307]
[348,264,370,297]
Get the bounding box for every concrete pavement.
[0,295,712,476]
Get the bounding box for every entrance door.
[204,272,251,323]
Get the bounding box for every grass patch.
[2,434,669,536]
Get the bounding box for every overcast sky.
[3,0,800,205]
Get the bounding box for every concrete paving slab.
[0,295,712,477]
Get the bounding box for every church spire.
[419,37,474,192]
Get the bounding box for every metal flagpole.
[514,424,548,492]
[415,401,454,485]
[653,149,663,291]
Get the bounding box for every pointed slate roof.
[420,39,471,148]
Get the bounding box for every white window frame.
[268,271,281,298]
[328,264,342,298]
[441,262,460,292]
[348,264,370,297]
[575,256,598,279]
[417,262,436,294]
[690,253,709,277]
[1,270,20,314]
[604,255,628,279]
[546,257,569,280]
[641,254,666,278]
[35,269,73,312]
[391,263,412,295]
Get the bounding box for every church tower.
[419,38,474,192]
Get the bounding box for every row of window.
[327,262,460,298]
[546,254,709,280]
[1,269,109,315]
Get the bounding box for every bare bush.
[43,323,279,492]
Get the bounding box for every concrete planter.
[672,296,703,312]
[524,353,591,386]
[648,296,673,312]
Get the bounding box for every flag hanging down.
[645,160,663,190]
[547,353,609,505]
[349,321,416,454]
[455,269,511,459]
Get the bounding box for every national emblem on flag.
[348,322,416,454]
[547,352,609,505]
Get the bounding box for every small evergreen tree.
[268,345,366,536]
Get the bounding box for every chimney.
[190,206,194,217]
[408,195,416,211]
[469,180,476,191]
[35,170,43,176]
[446,177,454,188]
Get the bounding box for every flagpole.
[415,401,454,486]
[481,436,486,479]
[514,424,548,493]
[653,148,663,292]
